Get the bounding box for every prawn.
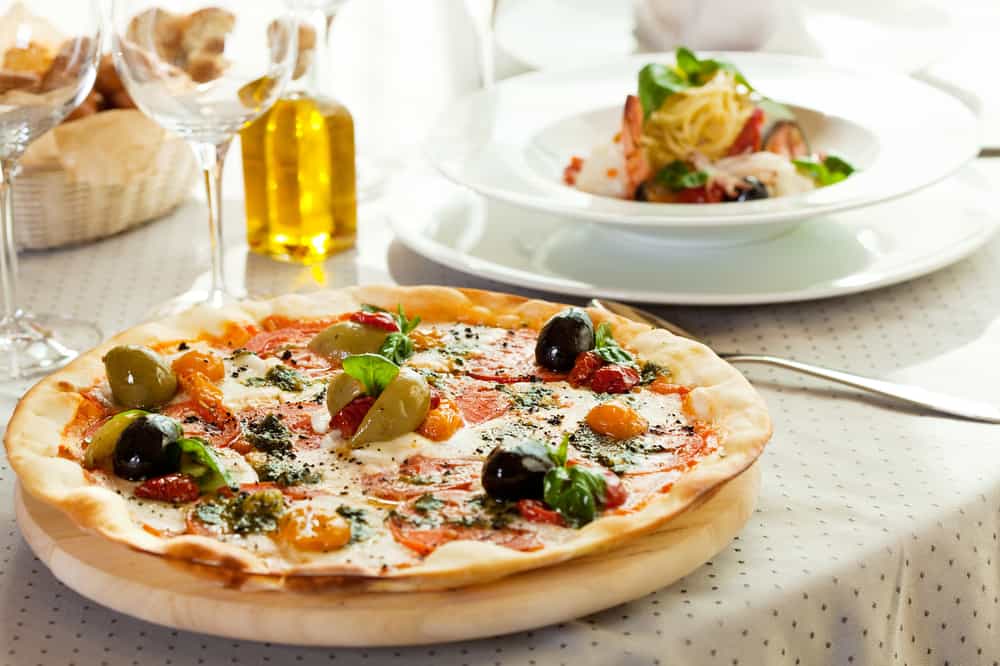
[621,95,651,199]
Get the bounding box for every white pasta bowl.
[424,52,979,245]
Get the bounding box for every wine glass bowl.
[110,1,297,311]
[0,1,103,380]
[112,5,295,145]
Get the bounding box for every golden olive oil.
[240,9,356,265]
[241,92,357,264]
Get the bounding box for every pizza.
[5,286,771,591]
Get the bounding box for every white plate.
[388,167,998,306]
[494,0,953,75]
[424,52,978,241]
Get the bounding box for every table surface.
[4,3,1000,665]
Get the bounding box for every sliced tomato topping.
[236,401,330,450]
[453,385,512,425]
[243,326,335,376]
[463,328,538,383]
[617,469,683,512]
[387,492,541,555]
[389,520,541,556]
[162,399,242,450]
[362,455,481,501]
[517,499,565,526]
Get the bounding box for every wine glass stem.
[192,139,233,307]
[0,159,20,322]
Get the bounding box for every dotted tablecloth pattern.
[2,168,1000,666]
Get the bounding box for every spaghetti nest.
[641,71,754,171]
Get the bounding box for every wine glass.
[109,0,297,313]
[0,0,102,380]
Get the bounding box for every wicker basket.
[13,113,199,251]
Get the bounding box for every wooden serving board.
[15,465,760,647]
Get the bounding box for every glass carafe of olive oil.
[240,6,356,264]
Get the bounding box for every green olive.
[351,368,431,447]
[83,409,149,469]
[308,322,388,358]
[326,371,363,417]
[103,345,178,409]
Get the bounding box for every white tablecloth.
[1,153,999,664]
[3,0,1000,661]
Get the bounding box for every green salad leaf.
[638,47,753,116]
[342,353,400,397]
[656,160,709,191]
[792,155,856,187]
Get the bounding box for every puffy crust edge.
[5,285,772,592]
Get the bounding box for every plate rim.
[388,173,999,306]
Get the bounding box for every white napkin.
[634,0,780,52]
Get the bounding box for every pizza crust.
[5,286,772,591]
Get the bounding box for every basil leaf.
[360,303,387,314]
[793,155,856,187]
[674,47,702,78]
[394,304,421,335]
[548,432,570,467]
[822,155,855,179]
[656,160,709,191]
[379,332,415,365]
[638,48,753,117]
[594,321,612,349]
[638,63,688,116]
[342,353,400,397]
[543,464,607,528]
[172,437,234,492]
[594,346,635,366]
[593,322,636,367]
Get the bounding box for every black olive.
[112,414,183,481]
[729,177,769,202]
[535,308,596,372]
[482,439,555,501]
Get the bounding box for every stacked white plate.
[389,51,991,305]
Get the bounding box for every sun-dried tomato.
[349,311,399,332]
[331,396,376,438]
[134,473,200,504]
[590,364,640,394]
[567,351,604,387]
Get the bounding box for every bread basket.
[14,109,198,251]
